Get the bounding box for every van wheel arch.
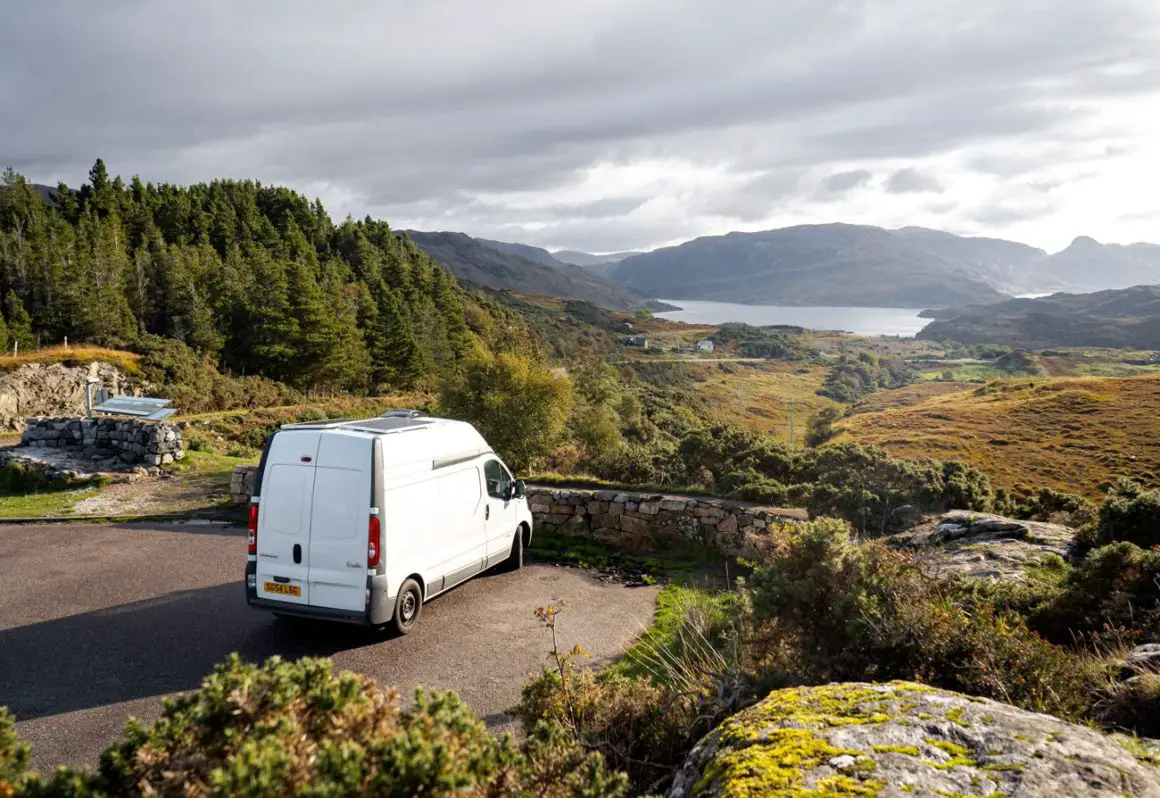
[519,522,531,547]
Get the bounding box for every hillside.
[892,226,1047,294]
[1026,236,1160,292]
[837,374,1160,498]
[553,249,643,278]
[611,223,1010,307]
[474,237,563,268]
[918,284,1160,349]
[407,231,656,310]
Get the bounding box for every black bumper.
[245,562,394,626]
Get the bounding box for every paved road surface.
[0,523,659,769]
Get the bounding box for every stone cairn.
[21,416,185,468]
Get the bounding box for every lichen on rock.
[667,681,1160,797]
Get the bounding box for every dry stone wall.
[527,486,804,559]
[227,466,804,559]
[20,416,185,467]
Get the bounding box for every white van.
[244,412,533,634]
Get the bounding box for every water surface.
[656,299,929,337]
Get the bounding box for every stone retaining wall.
[527,486,804,559]
[226,466,805,558]
[20,416,185,467]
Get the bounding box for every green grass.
[0,485,103,518]
[612,584,743,681]
[527,529,726,576]
[166,448,258,476]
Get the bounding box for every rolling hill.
[917,285,1160,349]
[406,231,656,310]
[1022,236,1160,292]
[610,223,1010,307]
[837,375,1160,499]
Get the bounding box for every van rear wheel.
[392,578,423,635]
[500,529,523,572]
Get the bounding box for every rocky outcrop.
[21,417,184,467]
[887,511,1076,581]
[526,487,805,559]
[0,361,139,430]
[668,681,1160,797]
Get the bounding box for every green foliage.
[1089,484,1160,550]
[818,352,917,403]
[0,164,497,396]
[805,405,843,447]
[710,323,813,360]
[1033,542,1160,644]
[747,521,1105,721]
[439,350,573,472]
[1013,487,1098,528]
[0,707,31,796]
[13,654,626,797]
[633,307,653,320]
[1101,675,1160,737]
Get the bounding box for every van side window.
[484,459,510,500]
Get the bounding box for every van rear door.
[255,430,322,606]
[307,432,374,613]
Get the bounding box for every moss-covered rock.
[667,681,1160,797]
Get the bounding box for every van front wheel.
[500,529,523,572]
[392,578,423,635]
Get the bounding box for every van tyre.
[500,529,523,572]
[392,578,423,635]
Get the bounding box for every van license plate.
[264,582,301,597]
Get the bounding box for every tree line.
[0,160,488,392]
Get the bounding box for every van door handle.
[485,505,490,520]
[293,544,302,564]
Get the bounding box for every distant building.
[624,335,648,347]
[622,320,634,330]
[696,339,715,352]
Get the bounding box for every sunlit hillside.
[837,374,1160,499]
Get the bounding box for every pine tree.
[4,291,33,352]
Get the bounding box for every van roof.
[280,416,436,435]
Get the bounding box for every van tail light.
[368,515,381,568]
[247,504,259,555]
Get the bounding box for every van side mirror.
[512,480,526,499]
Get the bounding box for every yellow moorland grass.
[692,360,839,443]
[0,345,142,374]
[836,373,1160,499]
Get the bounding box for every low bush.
[1034,542,1160,645]
[1101,674,1160,738]
[747,519,1106,721]
[0,708,31,796]
[1013,487,1098,528]
[1090,484,1160,550]
[11,654,626,797]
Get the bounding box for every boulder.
[887,511,1076,582]
[668,681,1160,797]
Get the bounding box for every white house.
[696,340,714,352]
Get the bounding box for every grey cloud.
[2,0,1158,249]
[886,168,944,194]
[817,170,873,196]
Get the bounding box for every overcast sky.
[4,1,1159,253]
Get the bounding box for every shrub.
[1091,487,1160,549]
[804,405,842,447]
[0,708,31,796]
[1015,487,1098,528]
[16,654,626,797]
[747,519,1105,721]
[1034,542,1160,645]
[1101,674,1160,738]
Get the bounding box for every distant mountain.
[610,223,1009,308]
[406,231,656,310]
[891,227,1047,294]
[917,284,1160,349]
[552,249,644,278]
[1023,236,1160,293]
[474,238,563,269]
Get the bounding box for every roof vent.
[381,409,427,419]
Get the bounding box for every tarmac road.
[0,522,659,769]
